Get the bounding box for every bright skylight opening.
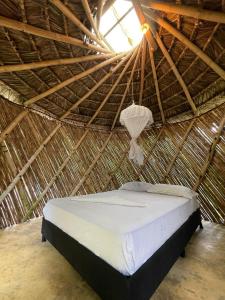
[99,0,143,53]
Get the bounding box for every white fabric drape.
[120,104,153,166]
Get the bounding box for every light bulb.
[141,23,149,34]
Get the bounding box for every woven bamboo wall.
[0,97,225,228]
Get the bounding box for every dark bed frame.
[41,208,202,300]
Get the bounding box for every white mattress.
[43,190,199,275]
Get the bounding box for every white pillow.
[147,184,198,200]
[119,181,153,192]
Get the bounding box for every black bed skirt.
[42,209,201,300]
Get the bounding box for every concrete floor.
[0,220,225,300]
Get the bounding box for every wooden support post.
[0,16,109,54]
[149,46,165,123]
[142,1,225,24]
[0,54,114,73]
[144,11,225,80]
[70,132,113,195]
[50,0,107,50]
[139,38,146,105]
[193,115,225,191]
[111,45,142,130]
[162,119,196,181]
[154,33,197,114]
[24,53,126,106]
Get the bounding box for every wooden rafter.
[144,11,225,80]
[149,45,165,123]
[24,53,125,106]
[111,45,142,130]
[50,0,107,49]
[0,53,114,73]
[0,16,109,54]
[142,1,225,24]
[139,37,146,105]
[154,33,197,114]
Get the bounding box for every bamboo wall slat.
[0,97,225,228]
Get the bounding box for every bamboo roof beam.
[132,0,157,51]
[139,37,146,105]
[0,52,127,146]
[81,0,113,51]
[142,1,225,24]
[24,53,125,106]
[70,132,113,195]
[193,115,225,191]
[149,46,165,123]
[50,0,107,50]
[96,0,104,30]
[0,15,110,54]
[86,47,139,126]
[162,119,196,181]
[0,53,114,73]
[111,44,142,130]
[154,33,197,114]
[144,11,225,80]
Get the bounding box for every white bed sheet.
[43,190,199,275]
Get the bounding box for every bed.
[41,183,202,300]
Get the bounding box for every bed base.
[41,209,201,300]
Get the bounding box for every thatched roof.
[0,0,224,129]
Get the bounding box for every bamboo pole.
[24,53,125,106]
[193,115,225,191]
[50,0,107,50]
[0,124,61,204]
[96,0,104,30]
[86,48,139,126]
[132,0,157,51]
[142,1,225,24]
[70,132,113,195]
[144,11,225,80]
[154,33,197,114]
[162,119,196,181]
[111,45,142,130]
[81,0,112,51]
[139,37,146,105]
[149,46,165,123]
[0,53,114,73]
[0,16,109,54]
[0,110,28,144]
